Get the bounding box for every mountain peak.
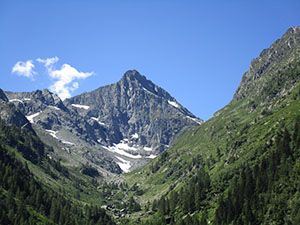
[64,70,202,171]
[121,70,148,85]
[123,69,141,78]
[288,26,300,34]
[120,70,159,94]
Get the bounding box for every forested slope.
[0,119,115,225]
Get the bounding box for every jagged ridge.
[234,26,300,102]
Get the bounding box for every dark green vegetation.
[0,120,115,225]
[214,123,300,224]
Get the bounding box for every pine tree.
[200,209,208,225]
[244,165,254,200]
[158,197,166,215]
[49,198,59,223]
[282,128,292,157]
[169,191,178,212]
[215,194,225,225]
[242,199,255,224]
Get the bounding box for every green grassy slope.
[122,28,300,224]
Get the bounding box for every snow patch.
[26,112,41,123]
[143,146,152,151]
[103,141,142,159]
[102,138,155,160]
[71,104,90,109]
[61,140,75,145]
[147,154,157,159]
[48,105,61,111]
[113,141,139,152]
[116,156,131,173]
[106,146,142,159]
[46,130,74,145]
[168,100,180,108]
[91,117,106,126]
[143,87,156,96]
[131,133,139,139]
[9,99,23,103]
[187,116,202,125]
[45,129,58,139]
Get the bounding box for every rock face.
[0,89,34,132]
[234,27,300,102]
[0,89,8,102]
[4,71,202,173]
[5,89,68,114]
[65,70,202,154]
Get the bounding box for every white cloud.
[37,56,59,68]
[12,60,36,78]
[12,57,93,100]
[49,64,94,100]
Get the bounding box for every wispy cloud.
[48,63,94,100]
[12,60,36,78]
[36,56,59,68]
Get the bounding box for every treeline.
[215,118,300,224]
[0,144,115,225]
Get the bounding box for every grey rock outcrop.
[234,27,300,102]
[5,89,68,114]
[0,88,34,132]
[65,70,202,154]
[0,89,8,102]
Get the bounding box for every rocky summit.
[5,71,202,173]
[234,27,300,103]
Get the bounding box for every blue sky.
[0,0,299,120]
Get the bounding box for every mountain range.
[2,70,202,173]
[0,26,300,225]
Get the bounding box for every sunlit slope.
[123,27,300,224]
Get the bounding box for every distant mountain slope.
[123,27,300,224]
[5,88,122,174]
